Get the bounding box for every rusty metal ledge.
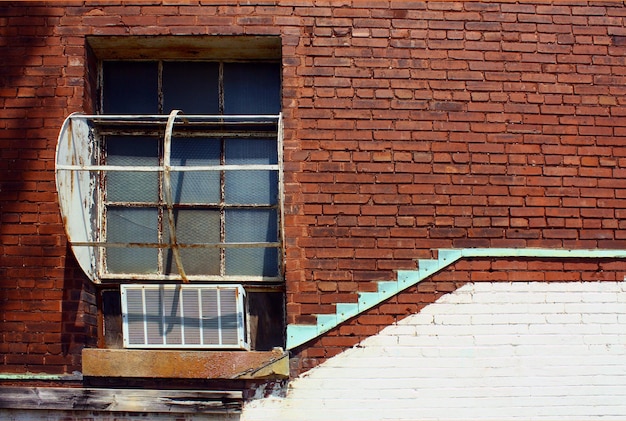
[82,348,289,380]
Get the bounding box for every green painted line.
[0,372,82,380]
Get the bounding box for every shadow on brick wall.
[0,4,96,373]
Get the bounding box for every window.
[100,60,281,282]
[57,39,285,350]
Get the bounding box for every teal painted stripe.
[0,372,82,380]
[286,248,626,349]
[460,248,626,259]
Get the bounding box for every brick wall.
[243,281,626,420]
[1,1,626,379]
[0,4,96,374]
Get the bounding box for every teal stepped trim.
[286,248,626,349]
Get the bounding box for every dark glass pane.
[163,62,220,114]
[225,170,277,205]
[170,138,221,203]
[223,62,281,114]
[107,136,159,203]
[172,138,221,165]
[106,207,158,274]
[164,210,220,276]
[103,61,158,114]
[225,138,277,165]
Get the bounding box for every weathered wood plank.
[0,387,242,413]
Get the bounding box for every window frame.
[57,58,284,285]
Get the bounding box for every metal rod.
[163,110,188,283]
[70,114,280,120]
[56,164,279,172]
[73,242,280,248]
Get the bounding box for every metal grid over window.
[56,112,283,284]
[56,58,283,284]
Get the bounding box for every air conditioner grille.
[121,284,248,349]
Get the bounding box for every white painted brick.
[432,313,472,325]
[583,313,619,324]
[395,333,470,347]
[359,333,399,347]
[244,281,626,421]
[545,313,582,323]
[544,291,585,302]
[527,322,600,335]
[566,302,626,313]
[376,323,415,336]
[471,313,546,325]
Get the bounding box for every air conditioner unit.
[121,284,248,350]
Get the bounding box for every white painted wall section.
[243,281,626,421]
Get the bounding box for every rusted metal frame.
[77,113,280,121]
[57,164,280,172]
[99,273,284,284]
[156,61,166,275]
[219,138,227,278]
[72,242,281,249]
[56,164,279,172]
[277,114,285,279]
[103,201,278,208]
[97,128,108,283]
[93,120,279,126]
[163,110,188,282]
[98,130,276,138]
[157,60,164,114]
[59,112,281,282]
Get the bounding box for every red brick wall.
[0,4,96,374]
[1,1,626,376]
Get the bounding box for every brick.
[4,1,626,383]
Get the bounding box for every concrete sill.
[82,348,289,380]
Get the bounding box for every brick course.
[1,0,626,379]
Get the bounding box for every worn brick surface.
[1,1,626,379]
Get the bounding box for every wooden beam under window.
[0,386,242,414]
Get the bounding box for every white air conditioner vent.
[121,284,248,349]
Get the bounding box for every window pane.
[107,136,159,203]
[163,62,220,114]
[106,208,158,274]
[223,62,281,114]
[170,138,221,204]
[164,210,220,276]
[225,248,278,277]
[225,138,277,165]
[103,61,158,114]
[226,209,277,243]
[225,170,277,205]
